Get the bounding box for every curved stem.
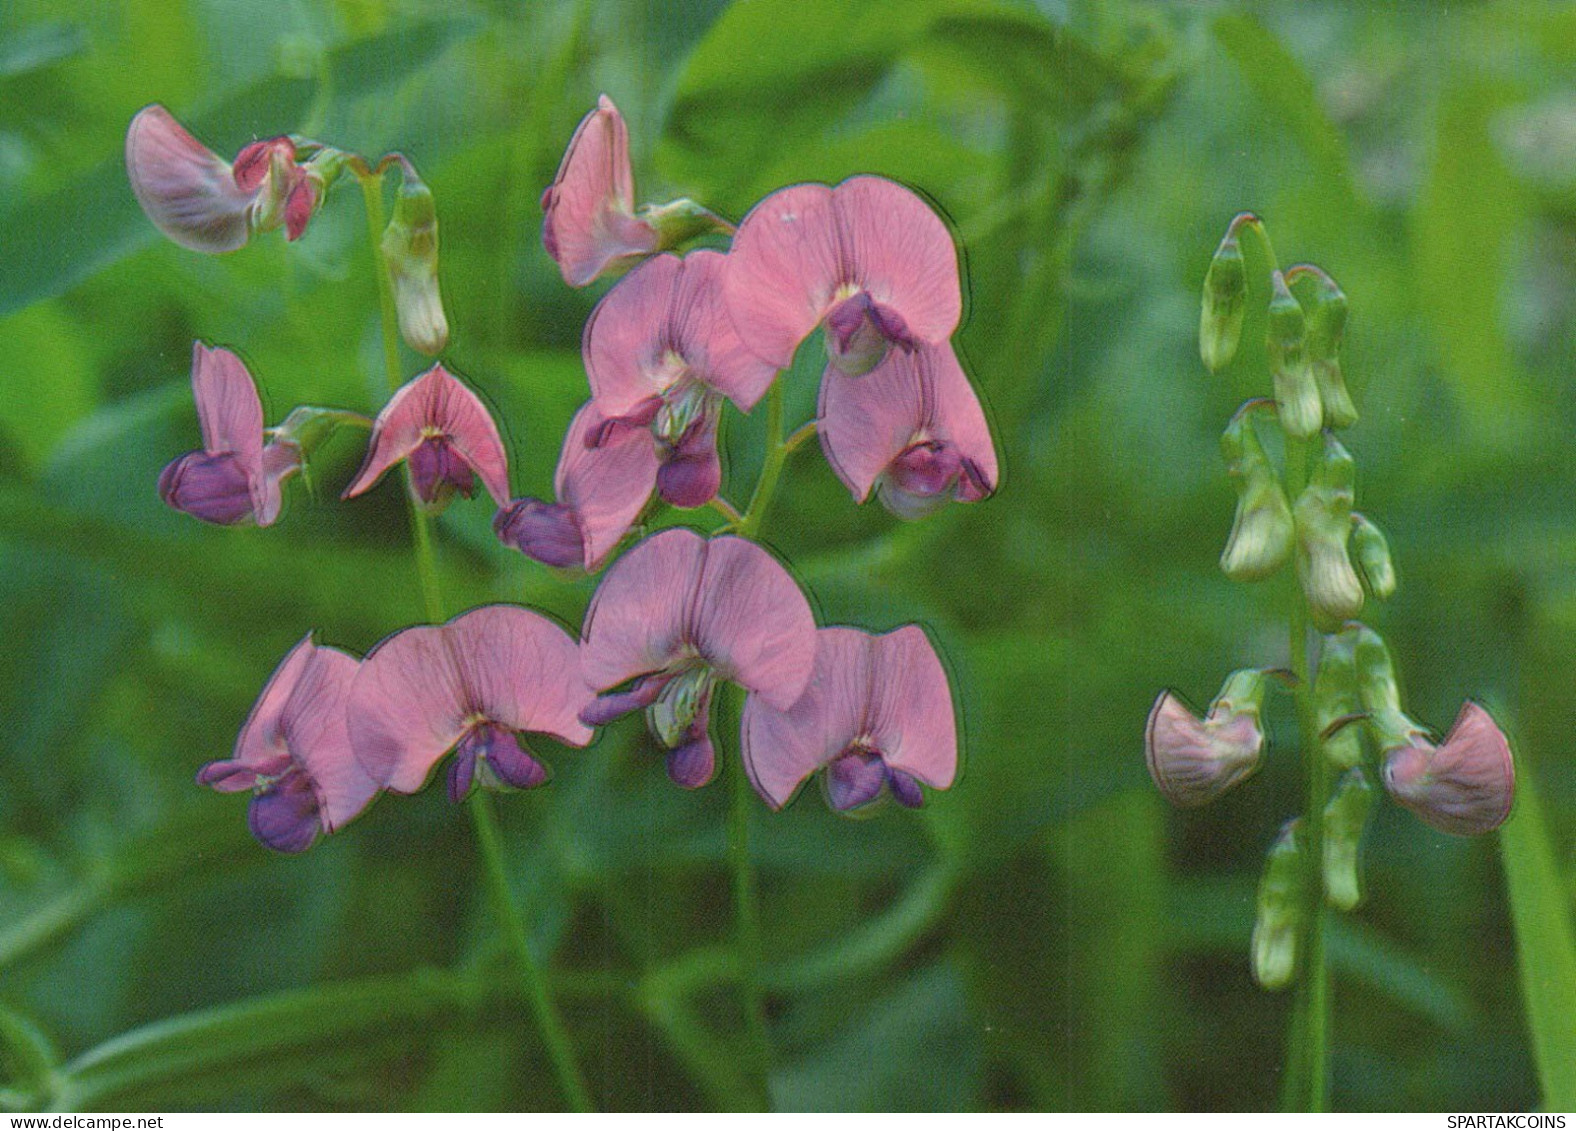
[739,380,786,538]
[469,793,594,1112]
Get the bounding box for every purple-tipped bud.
[1145,669,1268,808]
[824,292,915,377]
[247,770,323,855]
[666,736,716,789]
[407,436,476,509]
[158,450,255,524]
[494,500,586,570]
[1382,701,1514,836]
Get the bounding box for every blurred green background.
[2,0,1575,1112]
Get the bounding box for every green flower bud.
[1351,513,1397,600]
[1313,630,1363,770]
[641,197,736,249]
[1200,233,1247,372]
[381,174,449,356]
[1322,767,1376,911]
[269,405,371,459]
[1294,437,1363,630]
[1267,273,1321,439]
[1306,281,1358,429]
[1252,819,1307,990]
[1220,408,1294,582]
[1351,623,1428,754]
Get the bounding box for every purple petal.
[666,735,716,789]
[541,94,658,287]
[555,401,659,570]
[887,768,925,808]
[581,674,668,727]
[656,415,721,508]
[494,498,586,570]
[126,104,256,254]
[196,759,266,793]
[447,743,477,803]
[407,436,476,508]
[1383,701,1514,836]
[345,365,511,507]
[824,294,913,377]
[159,450,255,524]
[477,727,549,791]
[191,343,264,476]
[826,749,886,811]
[247,770,321,854]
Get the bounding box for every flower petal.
[724,182,842,369]
[344,365,511,506]
[126,104,255,254]
[191,343,263,474]
[277,644,378,833]
[248,772,321,854]
[541,94,658,287]
[229,634,319,778]
[254,440,302,527]
[866,625,957,789]
[689,535,817,709]
[833,176,961,346]
[556,401,658,569]
[580,526,708,691]
[1383,701,1515,836]
[441,605,594,747]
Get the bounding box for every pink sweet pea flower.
[578,528,818,789]
[1145,687,1265,809]
[343,364,511,512]
[723,176,962,374]
[742,625,957,812]
[818,340,997,519]
[159,342,302,526]
[1382,701,1515,836]
[126,104,319,253]
[494,400,659,572]
[197,635,377,854]
[582,250,777,508]
[347,606,594,803]
[541,95,660,287]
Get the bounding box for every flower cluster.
[1147,214,1514,989]
[130,95,994,852]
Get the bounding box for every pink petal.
[349,605,592,794]
[724,182,842,369]
[191,343,263,477]
[253,440,302,527]
[126,104,256,254]
[541,94,659,287]
[229,634,317,778]
[276,644,378,832]
[1384,701,1514,836]
[688,535,817,709]
[556,401,659,570]
[833,176,962,346]
[579,526,708,692]
[865,625,957,788]
[344,365,511,506]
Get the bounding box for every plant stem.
[468,792,594,1112]
[724,685,772,1110]
[739,381,787,539]
[359,173,593,1111]
[1282,430,1330,1112]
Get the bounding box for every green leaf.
[0,21,86,79]
[1500,756,1576,1110]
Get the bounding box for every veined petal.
[344,365,511,506]
[254,440,302,527]
[724,182,842,369]
[441,605,594,747]
[276,644,378,833]
[541,94,658,287]
[556,401,658,570]
[580,526,708,691]
[229,634,318,777]
[865,625,957,788]
[191,343,264,476]
[126,104,255,254]
[834,176,961,345]
[1383,701,1514,836]
[688,535,817,709]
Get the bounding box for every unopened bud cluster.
[1149,214,1515,991]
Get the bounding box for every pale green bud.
[1252,819,1307,990]
[1306,282,1357,430]
[1267,273,1321,439]
[641,197,736,249]
[1200,233,1247,372]
[381,175,449,356]
[1294,437,1363,630]
[1351,513,1397,600]
[1351,623,1428,754]
[1313,630,1363,771]
[1322,767,1375,911]
[1220,409,1294,582]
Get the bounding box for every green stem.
[739,381,786,539]
[360,174,592,1111]
[1281,431,1330,1112]
[724,685,772,1110]
[468,793,594,1112]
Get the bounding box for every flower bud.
[1313,629,1363,770]
[1267,273,1321,439]
[1294,436,1363,630]
[1382,701,1515,837]
[1252,819,1307,990]
[1200,233,1247,372]
[1220,408,1294,582]
[1322,767,1375,910]
[269,405,369,461]
[1306,281,1357,429]
[641,197,735,250]
[380,173,449,355]
[1144,669,1268,808]
[1350,513,1396,600]
[1350,623,1428,755]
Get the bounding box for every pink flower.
[724,176,961,374]
[197,635,377,854]
[347,606,594,802]
[540,95,660,287]
[343,364,511,512]
[741,626,957,811]
[1145,685,1265,809]
[578,528,818,788]
[494,400,659,572]
[126,104,318,253]
[158,342,301,526]
[818,340,997,519]
[1382,701,1515,836]
[582,250,777,508]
